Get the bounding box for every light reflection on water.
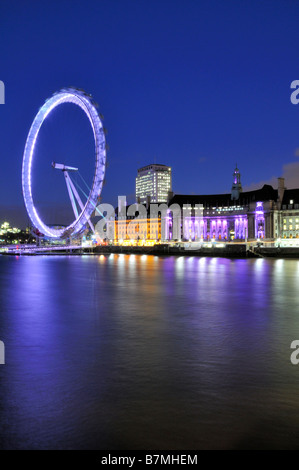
[0,254,299,449]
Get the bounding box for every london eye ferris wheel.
[22,87,107,239]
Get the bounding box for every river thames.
[0,254,299,449]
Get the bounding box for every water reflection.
[0,255,299,449]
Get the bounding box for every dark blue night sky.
[1,0,299,227]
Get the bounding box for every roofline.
[138,164,171,171]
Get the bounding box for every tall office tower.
[135,164,172,203]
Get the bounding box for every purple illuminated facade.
[110,172,299,243]
[164,168,291,241]
[165,197,270,242]
[116,166,299,243]
[167,211,250,242]
[255,202,265,239]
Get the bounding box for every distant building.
[135,164,172,204]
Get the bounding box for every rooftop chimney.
[277,177,285,208]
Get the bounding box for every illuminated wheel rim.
[22,87,106,238]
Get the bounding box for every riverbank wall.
[3,243,299,259]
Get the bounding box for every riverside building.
[107,166,299,244]
[166,168,299,242]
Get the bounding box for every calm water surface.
[0,254,299,449]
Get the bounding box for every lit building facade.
[135,164,172,203]
[115,216,161,243]
[275,184,299,240]
[106,167,299,244]
[166,169,299,242]
[107,202,162,244]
